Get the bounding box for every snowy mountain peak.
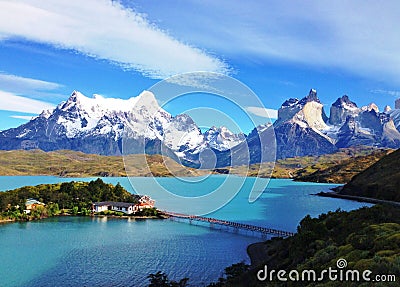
[204,126,245,151]
[384,105,392,113]
[135,90,159,108]
[300,88,320,104]
[281,98,299,108]
[309,88,317,98]
[332,95,358,110]
[277,88,324,127]
[39,109,53,119]
[361,103,379,113]
[60,90,162,115]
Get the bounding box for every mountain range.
[1,89,400,168]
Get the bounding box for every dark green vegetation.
[230,146,392,183]
[340,148,400,202]
[147,271,189,287]
[0,178,136,221]
[147,263,250,287]
[242,205,400,287]
[150,205,400,286]
[0,149,206,177]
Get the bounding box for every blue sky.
[0,0,399,133]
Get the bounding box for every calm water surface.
[0,176,370,287]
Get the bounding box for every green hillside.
[340,148,400,202]
[230,146,391,183]
[294,149,393,183]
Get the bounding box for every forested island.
[0,178,159,222]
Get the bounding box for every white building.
[92,202,138,215]
[92,196,155,215]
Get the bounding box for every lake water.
[0,176,371,287]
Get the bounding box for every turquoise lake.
[0,176,371,287]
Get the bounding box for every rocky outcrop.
[395,98,400,109]
[329,95,359,125]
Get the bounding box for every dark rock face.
[336,116,375,148]
[396,98,400,109]
[274,123,337,159]
[336,111,400,149]
[329,95,358,125]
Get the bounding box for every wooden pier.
[163,211,295,239]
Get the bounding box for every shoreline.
[0,218,15,224]
[316,191,400,207]
[247,192,400,267]
[0,212,168,226]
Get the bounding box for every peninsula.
[0,178,160,223]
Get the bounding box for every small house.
[92,202,138,215]
[25,198,45,214]
[92,195,155,215]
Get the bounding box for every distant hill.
[0,149,205,178]
[294,148,393,183]
[0,147,392,183]
[340,148,400,202]
[229,146,392,183]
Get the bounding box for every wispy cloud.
[245,106,278,119]
[371,89,400,98]
[0,0,229,79]
[143,0,400,84]
[0,72,62,91]
[10,115,35,120]
[163,72,227,92]
[0,72,64,100]
[0,90,54,114]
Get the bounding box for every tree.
[147,272,189,287]
[148,272,169,287]
[47,203,59,216]
[71,206,79,215]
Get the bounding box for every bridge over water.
[163,211,295,239]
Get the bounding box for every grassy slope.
[0,146,391,182]
[229,146,392,183]
[294,149,393,183]
[340,148,400,202]
[0,149,206,177]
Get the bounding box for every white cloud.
[245,106,278,119]
[10,115,35,120]
[146,0,400,84]
[0,72,62,91]
[163,72,227,92]
[0,90,54,114]
[371,89,400,98]
[0,72,64,100]
[0,0,229,79]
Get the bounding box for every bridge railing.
[163,211,295,238]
